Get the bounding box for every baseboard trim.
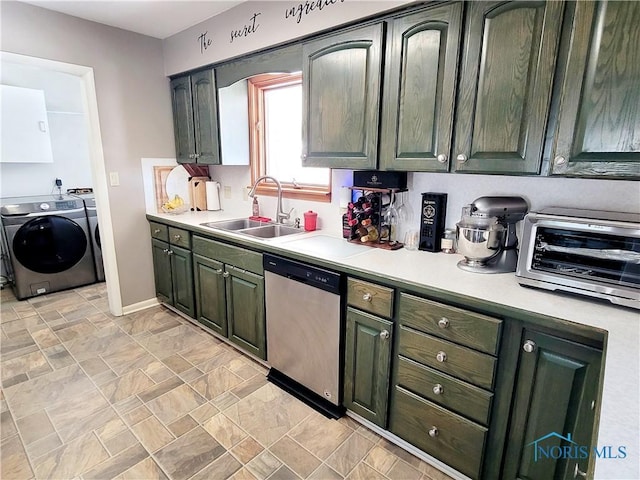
[121,297,160,315]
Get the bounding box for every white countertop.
[149,211,640,479]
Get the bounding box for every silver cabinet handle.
[428,426,439,438]
[362,293,372,302]
[523,340,536,353]
[167,250,174,256]
[223,272,230,278]
[173,234,181,241]
[301,153,307,160]
[438,317,450,329]
[456,154,468,163]
[433,384,444,395]
[436,153,448,164]
[188,153,196,159]
[215,268,223,275]
[379,330,390,340]
[574,464,587,478]
[153,228,161,234]
[554,155,567,166]
[436,351,447,363]
[162,248,169,254]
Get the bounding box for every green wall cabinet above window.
[170,69,221,165]
[301,23,384,169]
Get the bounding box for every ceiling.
[21,1,246,39]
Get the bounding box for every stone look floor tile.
[131,415,175,452]
[326,432,375,476]
[0,285,454,480]
[33,431,109,479]
[270,436,322,478]
[154,426,225,480]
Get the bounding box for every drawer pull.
[438,317,450,329]
[428,426,439,438]
[379,330,390,340]
[173,234,181,241]
[436,351,447,363]
[167,250,174,256]
[223,272,230,278]
[432,384,444,395]
[215,268,223,275]
[362,293,372,302]
[162,248,169,254]
[153,228,161,234]
[523,340,536,353]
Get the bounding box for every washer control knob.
[40,203,50,210]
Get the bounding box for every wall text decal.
[230,13,262,43]
[197,31,212,54]
[285,0,346,24]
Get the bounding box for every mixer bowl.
[456,223,505,264]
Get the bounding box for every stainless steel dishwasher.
[263,253,345,418]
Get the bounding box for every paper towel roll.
[206,181,221,211]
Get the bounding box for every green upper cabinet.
[170,69,220,165]
[302,23,384,169]
[380,3,463,172]
[453,1,564,174]
[550,0,640,177]
[498,329,602,480]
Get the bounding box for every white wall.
[0,62,92,197]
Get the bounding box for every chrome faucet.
[248,175,291,224]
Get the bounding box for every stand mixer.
[456,196,529,273]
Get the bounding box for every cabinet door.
[380,3,462,172]
[191,69,221,165]
[151,238,173,305]
[344,307,393,427]
[169,245,195,318]
[501,330,602,480]
[551,1,640,177]
[170,75,196,164]
[193,254,227,335]
[225,266,266,360]
[453,1,564,174]
[302,23,384,169]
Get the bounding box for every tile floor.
[0,283,453,480]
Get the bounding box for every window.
[248,73,331,202]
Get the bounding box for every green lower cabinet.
[343,307,393,427]
[499,329,602,480]
[169,245,195,318]
[193,254,227,335]
[151,238,195,318]
[225,266,265,360]
[151,238,173,305]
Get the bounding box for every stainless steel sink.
[200,218,269,231]
[239,224,303,238]
[200,218,306,239]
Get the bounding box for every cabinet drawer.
[192,236,263,274]
[347,278,394,318]
[390,386,486,479]
[168,226,191,249]
[399,293,502,355]
[398,326,496,390]
[149,222,168,242]
[396,356,492,426]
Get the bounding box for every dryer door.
[12,216,88,274]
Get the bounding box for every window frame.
[248,73,331,202]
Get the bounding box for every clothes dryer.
[71,193,104,282]
[0,195,97,299]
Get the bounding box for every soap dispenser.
[252,196,260,216]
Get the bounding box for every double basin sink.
[200,218,305,239]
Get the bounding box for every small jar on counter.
[441,228,457,254]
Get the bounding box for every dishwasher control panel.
[263,254,342,294]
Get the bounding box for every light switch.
[109,172,120,186]
[223,186,232,199]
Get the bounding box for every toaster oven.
[516,208,640,309]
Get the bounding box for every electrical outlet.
[223,186,232,199]
[109,172,120,186]
[242,187,248,201]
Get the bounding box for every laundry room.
[0,60,103,293]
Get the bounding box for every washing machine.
[0,195,97,300]
[71,193,105,282]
